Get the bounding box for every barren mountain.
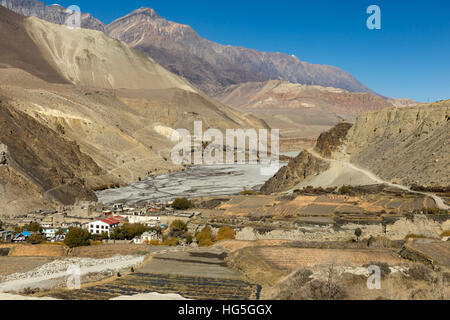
[106,8,374,95]
[2,1,374,95]
[0,7,265,215]
[214,80,394,141]
[1,0,105,31]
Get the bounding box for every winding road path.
[308,149,449,211]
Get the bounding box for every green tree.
[0,220,3,231]
[25,222,42,233]
[110,223,149,240]
[355,228,363,241]
[172,198,194,210]
[64,227,91,248]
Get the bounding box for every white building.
[42,227,59,239]
[123,215,160,227]
[88,218,120,236]
[133,231,160,244]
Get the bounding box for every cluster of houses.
[1,201,201,245]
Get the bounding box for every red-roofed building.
[88,218,120,236]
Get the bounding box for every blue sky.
[48,0,450,102]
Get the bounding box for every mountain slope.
[24,15,196,92]
[0,100,105,216]
[1,0,105,31]
[261,101,449,194]
[0,6,67,84]
[106,8,374,95]
[346,100,450,186]
[0,6,265,191]
[2,1,375,95]
[213,80,395,141]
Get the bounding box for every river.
[97,163,285,205]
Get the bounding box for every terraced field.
[37,248,260,300]
[46,273,259,300]
[227,245,406,286]
[407,240,450,267]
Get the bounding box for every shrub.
[354,228,362,241]
[183,232,193,244]
[198,239,214,247]
[216,226,236,241]
[274,268,313,299]
[26,234,45,244]
[172,198,194,210]
[170,220,188,232]
[405,234,428,240]
[196,226,215,246]
[338,185,357,196]
[423,207,440,215]
[64,228,91,248]
[408,263,433,282]
[440,230,450,237]
[91,232,109,241]
[149,240,161,246]
[161,237,179,246]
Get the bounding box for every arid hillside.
[261,101,449,194]
[346,101,450,186]
[3,2,374,95]
[213,80,399,141]
[0,7,264,215]
[0,101,105,216]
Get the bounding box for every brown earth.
[0,256,55,276]
[0,6,67,84]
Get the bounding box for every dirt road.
[307,149,449,211]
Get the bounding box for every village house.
[0,230,12,243]
[88,218,120,236]
[124,215,161,227]
[133,231,160,244]
[13,231,31,242]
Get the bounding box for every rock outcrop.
[314,122,353,158]
[260,151,329,194]
[346,100,450,186]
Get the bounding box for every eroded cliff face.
[346,101,450,186]
[0,101,105,215]
[260,151,330,194]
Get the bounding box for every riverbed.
[97,163,285,205]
